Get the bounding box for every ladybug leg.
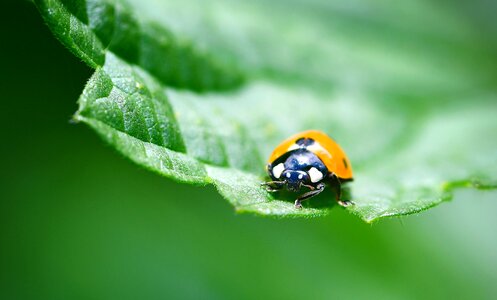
[329,173,354,207]
[261,181,285,192]
[295,183,325,209]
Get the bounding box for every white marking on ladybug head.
[272,163,285,179]
[298,173,304,180]
[308,167,323,183]
[307,143,332,158]
[287,144,300,151]
[286,172,291,178]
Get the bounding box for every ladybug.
[261,130,354,208]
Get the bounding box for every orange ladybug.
[261,130,354,208]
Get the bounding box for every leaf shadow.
[271,184,353,209]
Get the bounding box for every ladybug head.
[281,170,310,192]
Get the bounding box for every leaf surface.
[35,0,497,221]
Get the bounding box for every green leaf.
[35,0,497,221]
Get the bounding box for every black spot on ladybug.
[295,137,315,147]
[343,158,348,169]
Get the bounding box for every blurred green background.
[2,1,497,299]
